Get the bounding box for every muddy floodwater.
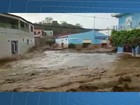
[7,51,117,73]
[0,50,140,92]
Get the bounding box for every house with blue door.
[113,13,140,56]
[55,30,109,48]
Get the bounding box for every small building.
[0,13,35,59]
[55,30,109,48]
[34,28,54,47]
[43,30,53,36]
[113,13,140,55]
[34,28,44,47]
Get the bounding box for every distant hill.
[34,23,92,37]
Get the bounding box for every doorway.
[11,41,18,55]
[101,43,107,47]
[124,45,132,52]
[61,42,64,48]
[83,43,91,48]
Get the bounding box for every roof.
[112,13,130,18]
[56,35,68,39]
[0,13,33,24]
[56,30,108,39]
[70,30,108,36]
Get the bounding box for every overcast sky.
[11,13,118,35]
[11,13,118,29]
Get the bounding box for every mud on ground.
[0,50,140,92]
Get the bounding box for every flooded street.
[7,51,117,73]
[0,50,140,92]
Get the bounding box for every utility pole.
[93,16,95,30]
[93,16,96,42]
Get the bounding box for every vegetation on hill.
[34,17,91,37]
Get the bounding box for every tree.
[75,23,82,27]
[60,21,68,26]
[51,21,59,26]
[127,29,140,56]
[111,29,140,56]
[45,17,53,24]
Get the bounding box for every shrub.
[46,39,55,46]
[68,43,76,48]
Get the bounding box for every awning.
[83,40,91,43]
[102,40,108,43]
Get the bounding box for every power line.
[65,13,117,20]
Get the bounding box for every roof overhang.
[112,13,130,18]
[0,13,33,25]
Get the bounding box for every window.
[20,21,29,32]
[0,16,18,29]
[50,32,53,35]
[20,22,24,28]
[38,31,40,34]
[95,36,107,40]
[95,36,102,40]
[27,39,29,45]
[30,26,33,32]
[11,21,17,29]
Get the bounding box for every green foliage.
[46,39,55,45]
[111,29,140,47]
[39,36,55,46]
[68,43,76,48]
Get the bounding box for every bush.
[68,43,76,48]
[46,39,55,46]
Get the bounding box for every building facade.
[34,28,44,47]
[55,30,109,48]
[34,28,54,47]
[113,13,140,55]
[114,13,140,30]
[0,13,35,59]
[43,30,53,36]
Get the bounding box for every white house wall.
[0,27,35,59]
[55,37,68,48]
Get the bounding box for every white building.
[55,35,69,48]
[0,13,35,59]
[43,30,53,36]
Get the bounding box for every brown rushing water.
[2,51,140,92]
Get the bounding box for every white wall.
[0,27,35,59]
[55,37,69,48]
[44,30,53,36]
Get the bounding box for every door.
[11,41,18,55]
[124,45,132,52]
